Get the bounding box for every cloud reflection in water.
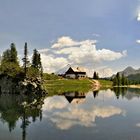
[42,93,125,130]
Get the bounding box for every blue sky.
[0,0,140,76]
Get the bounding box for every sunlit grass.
[43,79,92,95]
[98,80,113,89]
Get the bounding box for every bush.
[0,62,21,77]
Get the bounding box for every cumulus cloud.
[96,67,114,77]
[136,40,140,44]
[136,123,140,127]
[39,36,127,76]
[41,53,68,72]
[52,36,82,48]
[137,13,140,21]
[43,95,125,130]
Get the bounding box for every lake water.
[0,88,140,140]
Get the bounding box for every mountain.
[113,66,140,83]
[127,73,140,83]
[119,66,140,77]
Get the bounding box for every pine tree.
[1,49,11,64]
[93,71,99,79]
[22,42,30,76]
[96,72,99,79]
[0,43,20,76]
[1,43,19,66]
[10,43,19,65]
[121,74,125,86]
[116,72,121,86]
[38,53,43,77]
[113,76,118,86]
[32,49,39,69]
[31,49,43,77]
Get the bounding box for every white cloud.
[52,36,82,48]
[96,67,114,77]
[41,53,68,73]
[137,13,140,21]
[43,95,125,130]
[136,123,140,127]
[39,36,127,76]
[92,33,100,37]
[136,40,140,43]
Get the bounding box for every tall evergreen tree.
[121,74,125,86]
[0,43,20,76]
[32,49,39,69]
[113,73,129,86]
[1,43,19,65]
[38,53,43,77]
[96,72,99,79]
[31,49,43,77]
[93,71,99,79]
[113,76,118,86]
[1,49,11,64]
[22,43,30,76]
[116,72,121,86]
[10,43,19,65]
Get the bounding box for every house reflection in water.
[64,91,86,104]
[63,90,100,104]
[93,91,99,98]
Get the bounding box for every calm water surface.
[0,88,140,140]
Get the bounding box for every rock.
[0,75,46,95]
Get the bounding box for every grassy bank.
[98,80,113,89]
[43,79,92,95]
[128,85,140,89]
[42,73,114,95]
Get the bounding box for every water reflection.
[1,88,140,140]
[42,90,125,130]
[0,93,45,140]
[93,90,99,98]
[64,91,86,104]
[112,87,140,100]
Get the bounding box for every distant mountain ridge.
[118,66,140,77]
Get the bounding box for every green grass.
[98,80,113,89]
[43,73,61,80]
[42,76,113,96]
[43,79,92,95]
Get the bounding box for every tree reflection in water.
[0,93,45,140]
[63,88,140,104]
[1,88,140,139]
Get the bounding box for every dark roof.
[65,67,86,75]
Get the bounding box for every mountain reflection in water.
[1,88,140,140]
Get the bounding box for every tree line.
[93,71,99,79]
[0,43,43,80]
[112,73,129,86]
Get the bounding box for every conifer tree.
[22,42,30,76]
[116,72,121,86]
[32,49,39,69]
[1,43,19,66]
[121,74,125,86]
[0,43,20,76]
[10,43,19,65]
[1,49,11,64]
[31,49,43,77]
[93,71,99,79]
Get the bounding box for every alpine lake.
[0,87,140,140]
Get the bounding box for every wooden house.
[64,67,86,79]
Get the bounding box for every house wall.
[65,74,76,79]
[77,74,86,78]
